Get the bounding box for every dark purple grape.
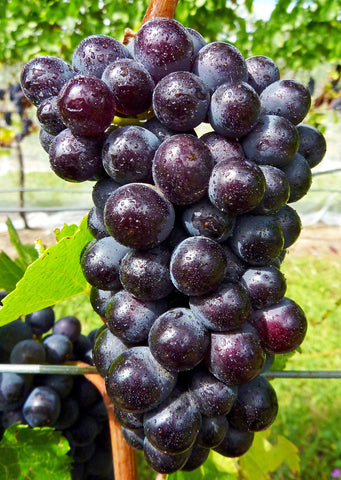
[186,28,206,57]
[57,75,116,137]
[197,415,229,448]
[144,388,201,454]
[39,374,74,399]
[23,386,61,427]
[37,96,66,135]
[122,427,145,450]
[143,437,191,474]
[229,214,284,266]
[1,409,26,429]
[152,71,210,131]
[65,414,99,446]
[182,198,235,242]
[43,334,73,364]
[106,290,168,344]
[92,177,120,210]
[241,115,299,168]
[72,376,100,409]
[249,297,307,354]
[297,123,327,168]
[102,126,160,184]
[114,404,143,429]
[72,334,93,364]
[52,316,81,342]
[181,443,210,471]
[280,153,312,203]
[207,326,266,385]
[72,34,130,78]
[54,397,80,430]
[102,59,154,116]
[71,442,96,463]
[39,128,55,153]
[190,282,251,332]
[208,158,265,215]
[241,266,286,309]
[105,346,177,412]
[220,244,247,282]
[170,236,227,296]
[193,42,248,92]
[49,128,105,182]
[228,376,278,432]
[89,287,115,318]
[149,308,209,372]
[200,131,245,164]
[144,117,197,142]
[274,205,302,248]
[0,319,32,362]
[10,339,46,364]
[87,206,110,240]
[119,245,173,301]
[209,82,261,139]
[20,56,74,106]
[213,427,254,457]
[188,367,237,417]
[134,17,194,83]
[0,373,30,411]
[104,183,175,250]
[246,55,280,94]
[25,307,54,335]
[93,325,127,377]
[152,134,214,205]
[260,79,311,125]
[80,237,128,291]
[252,165,290,214]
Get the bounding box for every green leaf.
[169,451,239,480]
[54,223,79,242]
[5,218,38,269]
[0,423,72,480]
[0,216,93,326]
[0,251,24,292]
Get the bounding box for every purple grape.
[102,126,160,184]
[297,123,327,168]
[213,427,254,457]
[89,287,115,318]
[119,245,174,301]
[87,206,110,240]
[10,339,46,364]
[43,334,73,364]
[65,414,99,446]
[190,282,251,332]
[2,409,26,429]
[274,205,302,248]
[152,71,210,131]
[92,177,120,210]
[25,307,54,335]
[39,374,74,399]
[114,404,143,430]
[209,82,261,139]
[105,346,177,412]
[186,28,206,57]
[144,117,197,142]
[37,96,66,135]
[20,55,74,106]
[249,297,307,354]
[134,17,194,83]
[193,41,248,92]
[260,79,311,125]
[52,316,81,342]
[102,59,154,116]
[72,34,130,78]
[80,237,128,291]
[246,55,280,94]
[170,236,227,296]
[181,197,236,242]
[57,75,116,137]
[0,373,30,411]
[143,438,191,474]
[229,214,284,266]
[220,244,247,282]
[252,165,290,214]
[196,415,229,448]
[49,128,105,182]
[92,325,127,377]
[241,114,299,168]
[122,427,145,450]
[104,183,175,250]
[241,265,287,309]
[152,134,214,205]
[181,443,210,471]
[23,386,61,427]
[280,153,312,203]
[207,326,266,385]
[200,131,245,164]
[39,129,55,153]
[54,397,80,430]
[148,308,209,372]
[208,158,265,215]
[71,334,93,364]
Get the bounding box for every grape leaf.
[0,251,25,292]
[55,223,79,242]
[5,218,38,269]
[0,216,93,326]
[0,423,72,480]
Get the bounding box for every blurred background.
[0,1,341,479]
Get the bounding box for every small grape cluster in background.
[19,15,326,475]
[0,293,113,480]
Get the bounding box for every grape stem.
[141,0,179,24]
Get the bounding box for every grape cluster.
[0,294,112,480]
[20,16,326,475]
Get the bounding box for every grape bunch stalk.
[19,0,326,476]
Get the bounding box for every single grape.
[181,443,210,471]
[65,414,99,447]
[297,123,327,168]
[89,287,115,318]
[122,427,145,450]
[200,131,245,164]
[104,183,175,250]
[54,397,80,430]
[144,117,197,142]
[10,339,46,364]
[92,325,127,377]
[246,55,280,94]
[20,55,74,106]
[213,426,254,457]
[57,75,116,137]
[274,205,302,248]
[43,334,73,364]
[87,206,110,240]
[196,415,229,448]
[37,96,66,135]
[38,374,74,399]
[170,236,227,296]
[209,81,261,139]
[1,409,26,429]
[39,129,55,153]
[252,165,290,214]
[114,404,144,430]
[102,126,160,184]
[25,307,54,335]
[148,308,210,372]
[23,386,61,427]
[92,176,120,210]
[0,373,30,411]
[220,244,247,282]
[241,265,287,309]
[152,134,214,205]
[52,316,81,343]
[193,41,247,92]
[280,153,312,203]
[143,437,191,474]
[72,376,100,409]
